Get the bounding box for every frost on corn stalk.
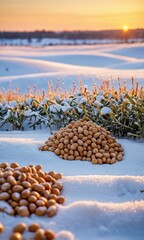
[61,98,71,104]
[78,97,87,105]
[92,108,98,115]
[75,107,83,114]
[94,100,103,107]
[0,86,143,138]
[26,98,33,105]
[96,94,105,102]
[3,109,12,120]
[8,100,17,108]
[49,104,61,113]
[101,107,112,115]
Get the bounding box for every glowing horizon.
[0,0,144,31]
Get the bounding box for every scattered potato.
[34,228,45,240]
[0,163,65,218]
[39,119,124,164]
[0,223,4,233]
[13,223,27,234]
[28,223,40,232]
[10,232,22,240]
[45,229,55,240]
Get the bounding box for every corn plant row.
[0,86,143,138]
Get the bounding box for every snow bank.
[62,176,144,204]
[0,199,144,240]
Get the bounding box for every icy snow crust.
[0,44,144,239]
[0,44,144,92]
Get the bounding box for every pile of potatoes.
[0,162,65,217]
[0,222,56,240]
[39,120,124,164]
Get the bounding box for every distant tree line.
[0,29,144,40]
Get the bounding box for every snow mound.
[54,200,144,239]
[62,175,144,204]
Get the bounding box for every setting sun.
[123,25,129,32]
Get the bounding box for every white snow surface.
[0,130,144,240]
[0,44,144,92]
[0,44,144,239]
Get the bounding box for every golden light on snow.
[123,25,129,32]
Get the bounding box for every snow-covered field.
[0,43,144,91]
[0,44,144,240]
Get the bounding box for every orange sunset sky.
[0,0,144,31]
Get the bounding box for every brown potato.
[45,229,55,240]
[22,181,31,188]
[58,143,64,150]
[20,166,28,173]
[34,229,45,240]
[32,183,45,193]
[57,196,66,204]
[83,130,89,136]
[13,223,27,234]
[12,185,23,193]
[92,159,98,164]
[28,195,37,203]
[10,201,19,208]
[41,182,51,190]
[68,155,74,160]
[29,203,37,213]
[19,199,29,206]
[17,206,29,217]
[47,205,57,217]
[1,182,11,191]
[0,192,10,200]
[53,182,63,190]
[117,154,123,161]
[35,206,47,216]
[96,153,103,158]
[21,189,31,199]
[7,176,17,185]
[78,126,83,134]
[10,162,19,169]
[0,223,4,233]
[18,173,27,182]
[27,177,38,185]
[10,233,22,240]
[0,162,9,169]
[0,177,6,184]
[35,165,42,171]
[71,143,78,150]
[54,173,63,180]
[48,171,56,178]
[36,199,45,207]
[46,199,56,208]
[28,223,40,232]
[54,149,61,155]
